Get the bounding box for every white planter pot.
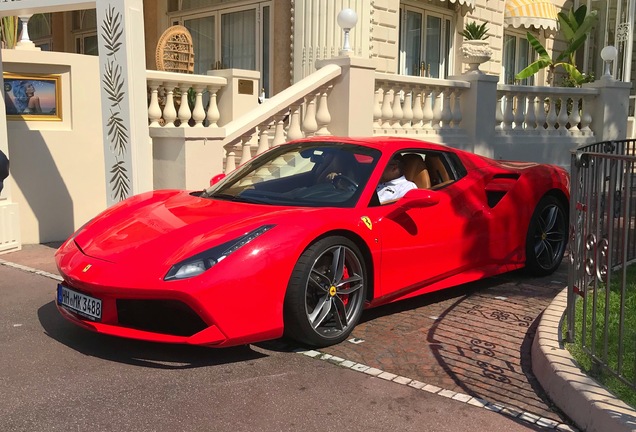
[461,40,493,74]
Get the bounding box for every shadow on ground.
[38,301,267,369]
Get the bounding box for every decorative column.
[0,47,21,253]
[96,0,152,206]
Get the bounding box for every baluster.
[239,134,253,165]
[315,85,332,136]
[580,96,592,133]
[206,86,220,127]
[191,85,206,127]
[502,93,514,131]
[287,104,304,141]
[303,94,318,136]
[422,88,434,129]
[380,87,393,130]
[391,87,404,131]
[569,98,582,132]
[272,114,287,145]
[513,93,525,130]
[402,89,413,131]
[373,86,383,129]
[451,89,462,129]
[147,80,162,127]
[557,96,569,131]
[440,89,453,130]
[546,97,558,130]
[256,124,270,154]
[432,88,443,130]
[162,82,177,127]
[495,94,504,130]
[412,89,424,129]
[525,95,537,131]
[535,96,547,131]
[178,85,192,128]
[225,149,236,174]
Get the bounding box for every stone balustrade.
[374,73,470,137]
[220,63,343,173]
[146,70,226,128]
[146,62,631,180]
[496,85,599,137]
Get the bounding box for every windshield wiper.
[208,193,271,205]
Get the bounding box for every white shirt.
[376,175,417,203]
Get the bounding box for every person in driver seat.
[376,155,417,204]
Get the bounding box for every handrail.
[221,63,342,146]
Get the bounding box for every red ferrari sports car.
[55,137,569,348]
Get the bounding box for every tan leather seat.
[425,154,451,186]
[401,154,431,189]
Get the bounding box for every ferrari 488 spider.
[55,137,569,348]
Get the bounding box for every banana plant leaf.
[515,58,552,81]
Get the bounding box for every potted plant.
[460,21,492,74]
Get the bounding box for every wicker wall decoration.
[155,25,195,74]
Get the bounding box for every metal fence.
[567,139,636,391]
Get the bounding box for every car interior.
[400,152,456,190]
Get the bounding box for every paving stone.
[321,263,570,424]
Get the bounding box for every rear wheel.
[284,236,367,347]
[525,195,567,276]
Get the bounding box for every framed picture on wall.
[3,72,62,121]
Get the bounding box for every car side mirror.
[209,173,226,186]
[399,189,440,209]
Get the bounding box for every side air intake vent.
[485,174,520,208]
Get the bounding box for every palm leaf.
[558,13,576,40]
[573,4,588,24]
[526,33,549,58]
[561,63,585,84]
[515,58,552,80]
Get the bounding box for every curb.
[532,288,636,432]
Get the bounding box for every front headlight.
[164,225,275,281]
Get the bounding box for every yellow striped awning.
[505,0,559,31]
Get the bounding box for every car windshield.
[202,142,381,207]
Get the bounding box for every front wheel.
[525,195,568,276]
[284,236,367,347]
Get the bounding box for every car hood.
[73,190,312,264]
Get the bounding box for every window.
[501,32,535,85]
[28,13,52,51]
[72,9,98,55]
[169,1,272,96]
[399,4,454,78]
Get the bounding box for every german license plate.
[57,284,102,321]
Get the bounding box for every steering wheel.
[332,174,358,192]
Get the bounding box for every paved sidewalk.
[321,265,571,427]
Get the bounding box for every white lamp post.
[600,45,618,81]
[337,8,358,56]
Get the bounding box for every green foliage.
[461,21,489,40]
[515,5,598,86]
[0,16,18,49]
[565,264,636,409]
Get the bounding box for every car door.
[364,151,491,301]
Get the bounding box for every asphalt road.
[1,250,548,432]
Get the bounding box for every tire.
[284,236,367,347]
[525,195,568,276]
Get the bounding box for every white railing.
[146,70,227,128]
[374,73,471,137]
[496,85,599,137]
[220,63,342,173]
[145,63,629,183]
